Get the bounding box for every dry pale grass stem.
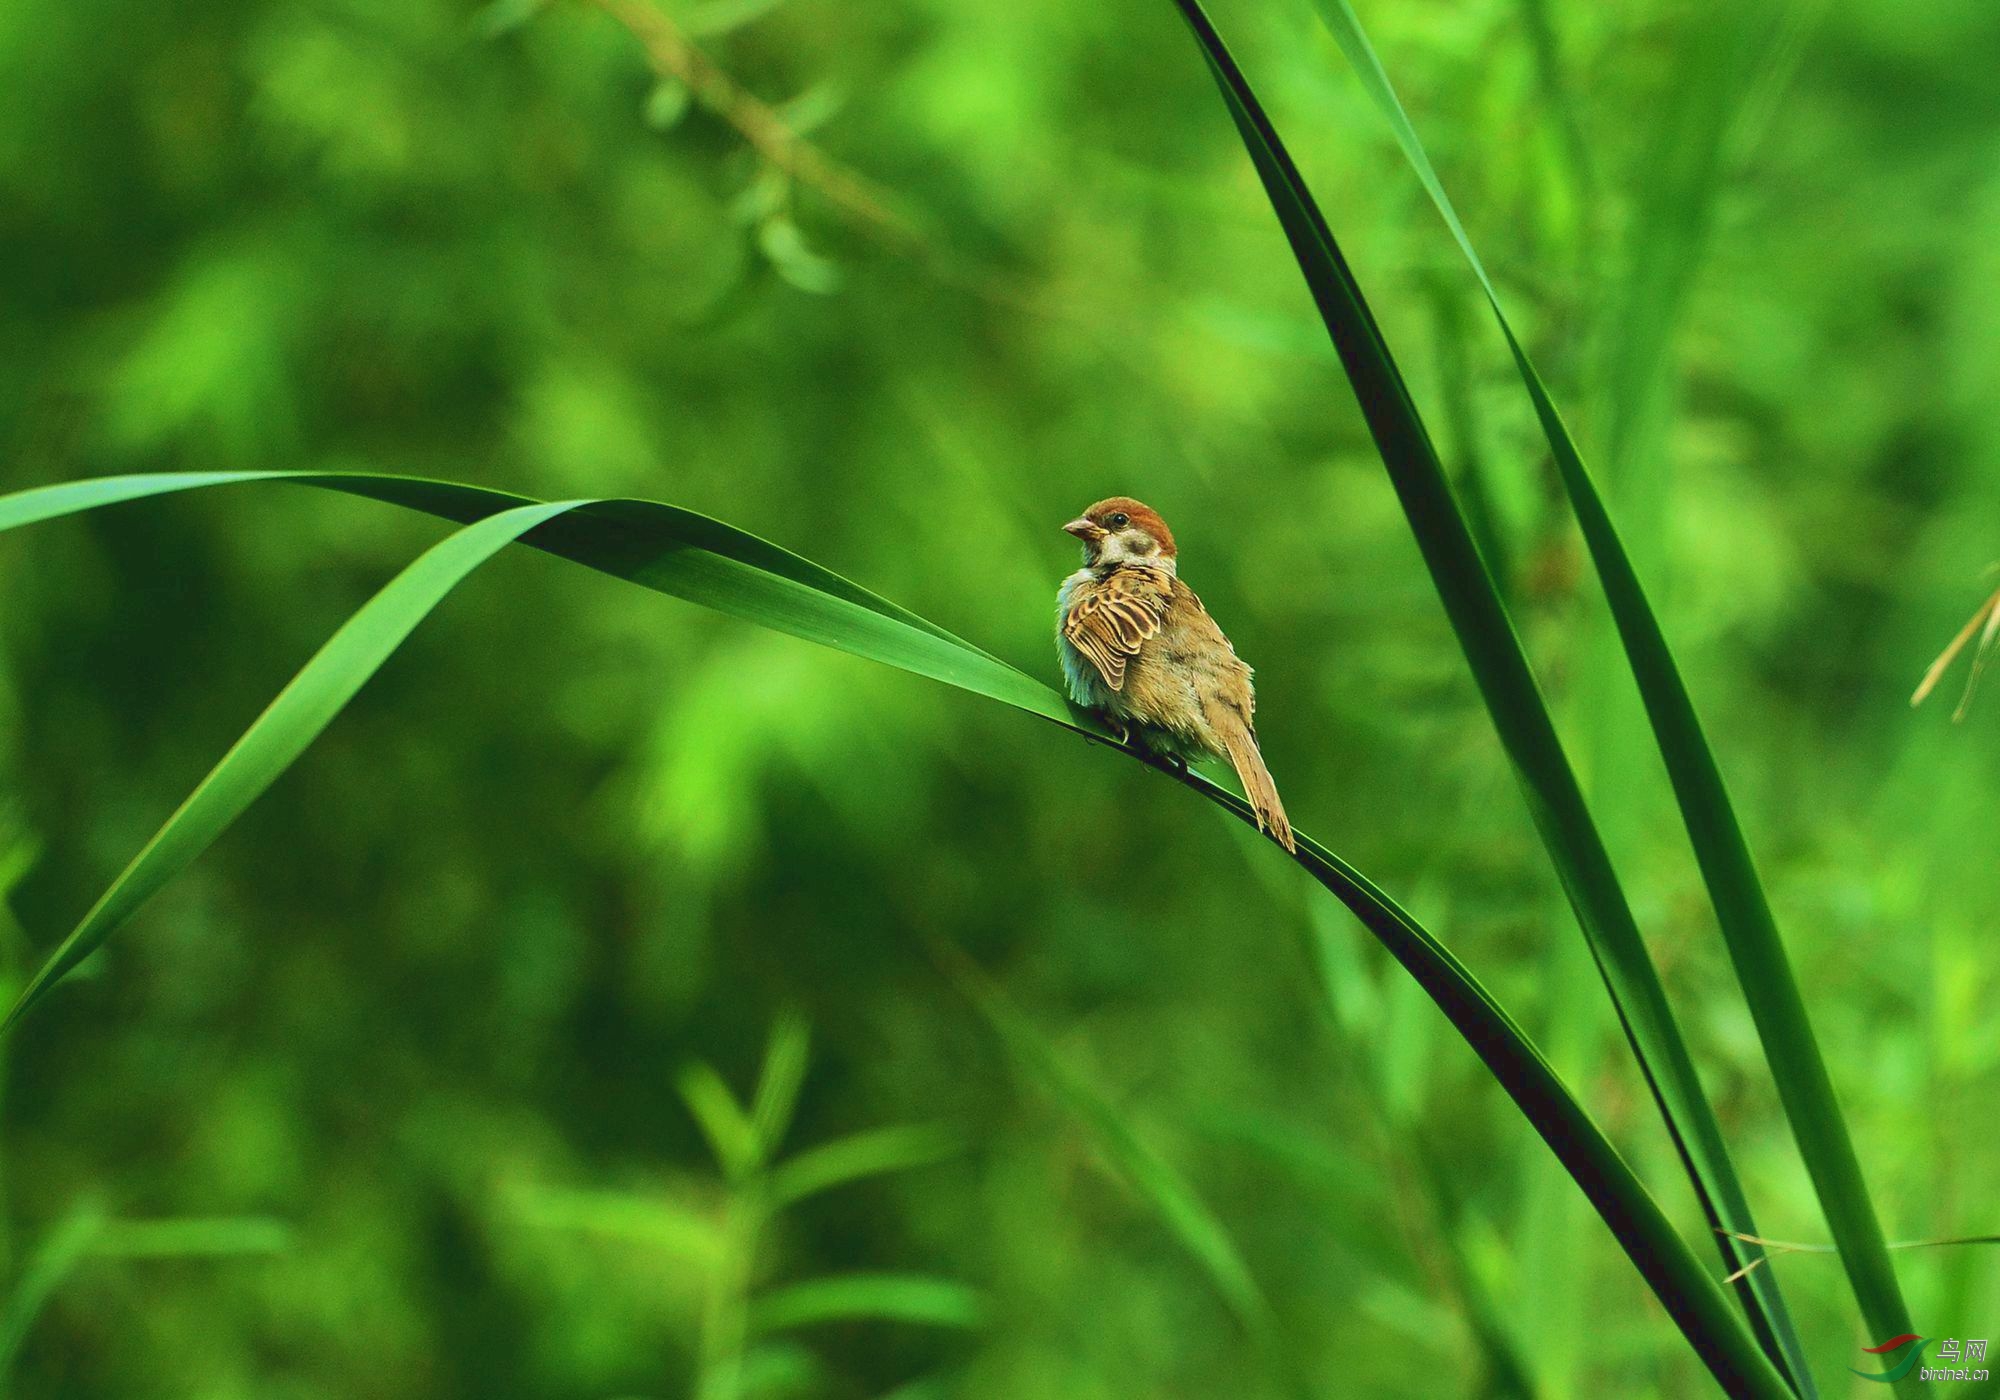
[1912,574,2000,721]
[1718,1229,2000,1285]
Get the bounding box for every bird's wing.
[1063,568,1171,692]
[1173,579,1257,724]
[1168,580,1289,848]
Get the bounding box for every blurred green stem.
[1514,0,1597,204]
[696,1185,766,1400]
[0,1205,104,1388]
[1428,281,1514,600]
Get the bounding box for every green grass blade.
[1167,1,1809,1388]
[1513,0,1599,212]
[88,1216,292,1258]
[1168,759,1791,1400]
[506,1183,726,1264]
[0,1209,284,1377]
[0,1204,106,1375]
[0,473,1055,719]
[1301,890,1538,1395]
[1407,1144,1538,1398]
[934,942,1272,1334]
[2,499,586,1028]
[1308,0,1913,1369]
[750,1010,813,1159]
[0,472,293,532]
[678,1061,765,1181]
[748,1274,986,1335]
[766,1123,964,1208]
[0,470,1787,1391]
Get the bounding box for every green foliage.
[1169,0,1806,1387]
[2,497,588,1028]
[0,1203,290,1380]
[934,942,1271,1333]
[0,466,1794,1391]
[514,1013,972,1397]
[0,456,1816,1392]
[1,0,1997,1394]
[1305,0,1912,1373]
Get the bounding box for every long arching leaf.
[2,499,589,1025]
[1165,1,1808,1388]
[1307,0,1913,1368]
[0,469,1785,1393]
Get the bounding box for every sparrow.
[1055,497,1295,851]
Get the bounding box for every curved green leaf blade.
[1172,759,1791,1400]
[750,1009,812,1157]
[0,473,1011,667]
[0,469,1784,1391]
[1,499,587,1027]
[748,1274,986,1335]
[0,476,1056,720]
[1166,1,1807,1388]
[0,472,293,533]
[0,1204,107,1372]
[88,1216,293,1257]
[766,1123,963,1208]
[935,943,1272,1334]
[678,1061,764,1181]
[1308,0,1911,1373]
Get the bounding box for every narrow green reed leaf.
[750,1010,813,1158]
[766,1123,964,1209]
[934,943,1272,1334]
[87,1216,293,1258]
[678,1061,764,1181]
[1308,0,1913,1375]
[0,469,1785,1392]
[1167,1,1809,1390]
[2,500,586,1028]
[748,1273,986,1335]
[1175,764,1792,1400]
[0,473,1012,666]
[0,1204,107,1373]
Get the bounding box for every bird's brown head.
[1063,497,1177,567]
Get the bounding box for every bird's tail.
[1215,716,1294,853]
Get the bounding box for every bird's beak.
[1063,518,1105,542]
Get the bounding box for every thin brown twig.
[584,0,923,252]
[573,0,1184,382]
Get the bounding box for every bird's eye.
[1106,512,1129,528]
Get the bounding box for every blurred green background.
[2,0,1998,1394]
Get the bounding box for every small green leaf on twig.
[766,1123,964,1208]
[679,1062,763,1180]
[750,1009,811,1156]
[778,81,847,136]
[749,1273,985,1335]
[757,217,841,295]
[646,78,694,130]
